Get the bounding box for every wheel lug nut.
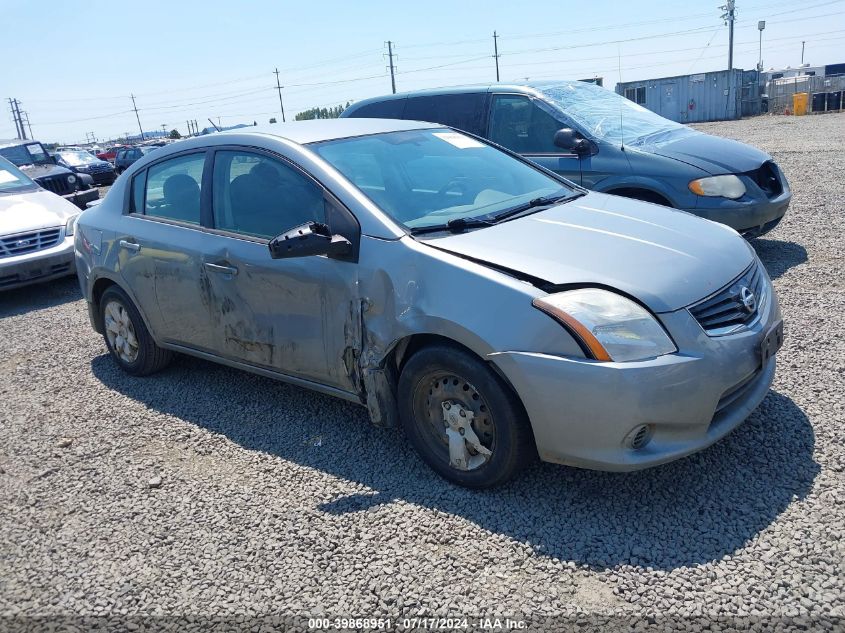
[459,428,465,435]
[444,403,451,410]
[459,410,466,417]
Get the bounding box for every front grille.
[744,161,782,198]
[0,228,63,259]
[37,175,74,196]
[91,171,114,184]
[689,261,766,335]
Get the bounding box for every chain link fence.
[767,74,845,114]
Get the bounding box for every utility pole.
[493,31,501,82]
[14,100,27,140]
[273,68,286,122]
[757,20,766,72]
[721,0,736,70]
[8,98,23,139]
[22,112,33,139]
[386,40,397,94]
[130,94,145,140]
[9,99,27,139]
[801,41,805,65]
[161,124,167,137]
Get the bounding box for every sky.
[1,0,843,143]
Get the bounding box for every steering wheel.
[437,177,469,199]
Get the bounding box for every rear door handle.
[119,239,140,252]
[204,262,238,276]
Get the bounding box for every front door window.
[489,95,563,154]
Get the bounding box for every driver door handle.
[119,239,140,252]
[204,262,238,276]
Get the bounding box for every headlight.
[66,214,81,236]
[688,174,746,199]
[67,174,77,184]
[532,288,676,362]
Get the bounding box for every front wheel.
[398,344,535,488]
[100,286,172,376]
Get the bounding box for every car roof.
[210,118,439,145]
[0,139,40,149]
[344,80,588,110]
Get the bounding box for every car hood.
[424,192,754,313]
[641,131,770,175]
[19,163,72,180]
[0,188,80,235]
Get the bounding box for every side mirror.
[268,221,352,260]
[553,128,591,155]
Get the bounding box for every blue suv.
[342,81,790,237]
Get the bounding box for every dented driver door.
[197,148,361,393]
[198,233,359,392]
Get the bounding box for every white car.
[0,156,80,290]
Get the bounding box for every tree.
[168,129,181,139]
[294,103,350,121]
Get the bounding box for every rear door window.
[144,153,205,224]
[489,94,563,154]
[403,93,486,135]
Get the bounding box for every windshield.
[59,150,98,166]
[0,142,52,166]
[539,82,696,146]
[312,128,573,231]
[0,157,37,193]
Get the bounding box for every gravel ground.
[1,113,843,632]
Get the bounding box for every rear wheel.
[398,344,534,488]
[100,286,172,376]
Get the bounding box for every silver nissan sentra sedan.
[75,119,784,488]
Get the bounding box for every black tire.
[100,286,172,376]
[398,343,535,488]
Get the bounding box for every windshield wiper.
[410,216,494,235]
[491,191,585,223]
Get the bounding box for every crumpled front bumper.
[489,275,782,471]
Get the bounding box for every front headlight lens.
[688,174,746,199]
[533,288,677,362]
[66,214,81,236]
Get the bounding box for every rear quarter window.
[403,93,487,136]
[350,98,407,119]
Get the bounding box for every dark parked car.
[342,81,790,237]
[55,150,116,186]
[0,139,99,209]
[114,146,158,174]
